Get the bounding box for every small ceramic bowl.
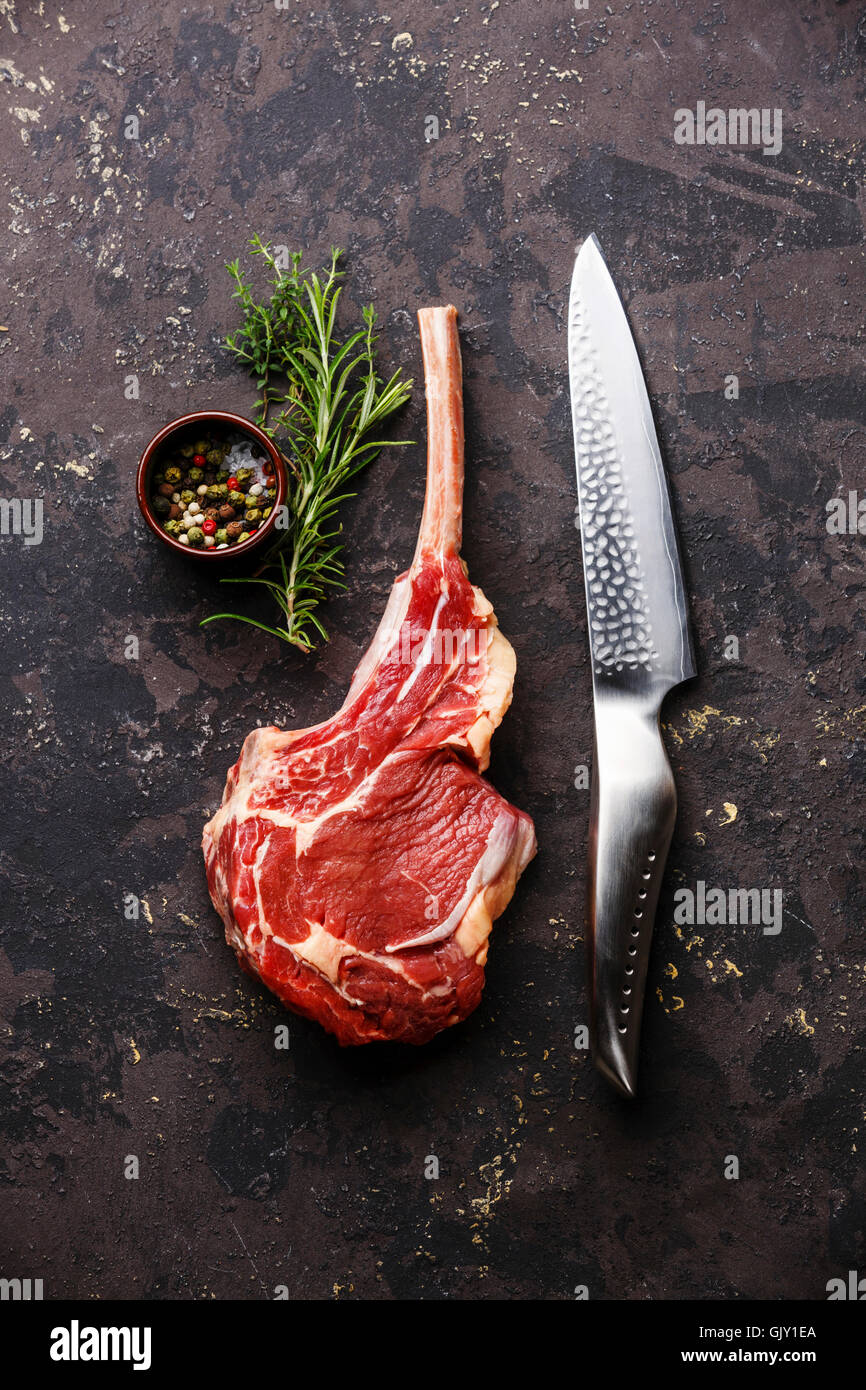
[136,409,287,562]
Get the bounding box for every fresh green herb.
[201,238,412,651]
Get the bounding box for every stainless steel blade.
[568,233,695,1098]
[569,233,695,697]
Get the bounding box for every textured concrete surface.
[1,0,864,1300]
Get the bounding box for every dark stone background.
[1,0,864,1301]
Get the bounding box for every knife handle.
[588,694,677,1098]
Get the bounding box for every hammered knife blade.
[568,234,696,1098]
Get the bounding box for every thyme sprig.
[201,238,412,651]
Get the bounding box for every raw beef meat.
[203,306,536,1045]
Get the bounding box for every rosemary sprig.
[201,238,412,651]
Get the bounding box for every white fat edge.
[384,810,517,953]
[201,824,231,921]
[454,888,495,963]
[477,624,515,725]
[203,808,276,952]
[202,797,237,850]
[514,813,538,873]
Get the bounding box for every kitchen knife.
[568,234,696,1098]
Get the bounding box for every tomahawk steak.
[203,306,536,1044]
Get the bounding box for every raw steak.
[203,306,536,1044]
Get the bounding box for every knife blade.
[568,233,696,1098]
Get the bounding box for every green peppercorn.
[188,467,204,484]
[164,519,182,536]
[180,490,195,505]
[245,508,262,524]
[235,467,253,485]
[262,506,272,519]
[205,446,224,467]
[164,465,182,485]
[217,470,229,483]
[179,444,195,458]
[206,486,221,502]
[215,528,229,545]
[194,438,208,455]
[244,492,259,509]
[187,525,204,545]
